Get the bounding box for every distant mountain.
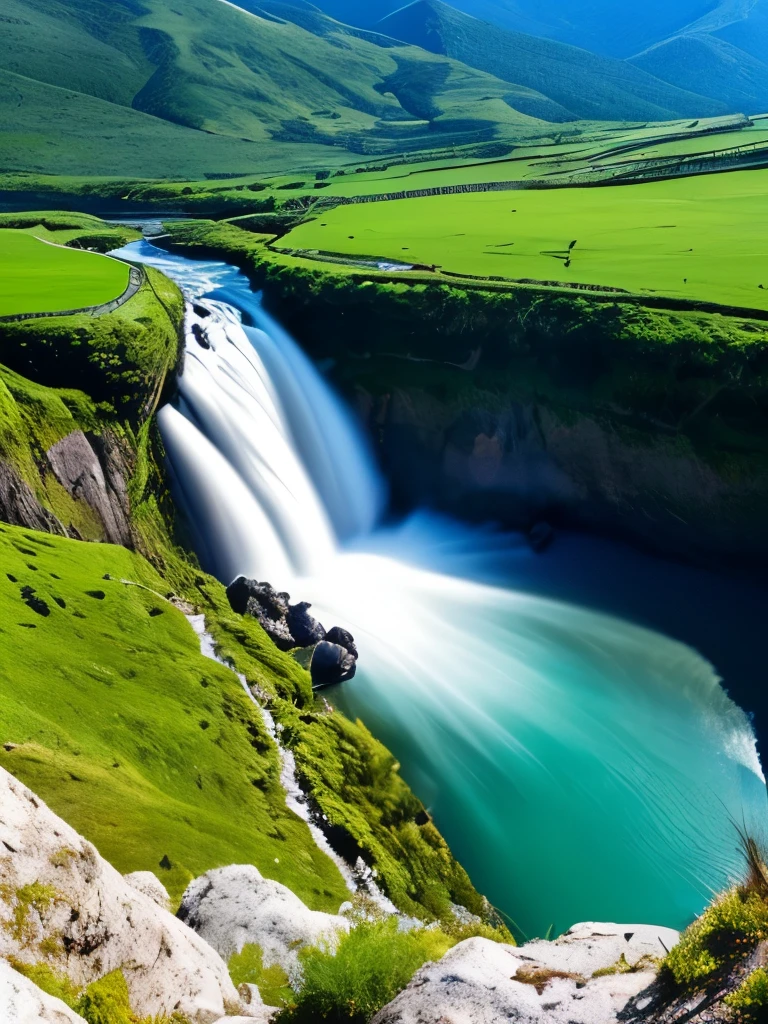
[0,0,572,178]
[310,0,768,118]
[631,34,768,116]
[309,0,715,56]
[377,0,726,122]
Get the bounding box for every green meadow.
[285,168,768,310]
[0,523,348,910]
[0,229,129,316]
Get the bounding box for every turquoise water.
[305,545,767,939]
[118,240,768,941]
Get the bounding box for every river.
[113,239,768,940]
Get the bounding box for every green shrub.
[76,971,134,1024]
[725,967,768,1020]
[663,888,768,989]
[280,918,455,1023]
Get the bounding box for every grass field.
[0,230,129,316]
[283,168,768,310]
[0,523,348,910]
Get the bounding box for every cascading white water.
[115,241,768,938]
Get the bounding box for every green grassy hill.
[377,0,726,122]
[0,0,573,178]
[0,522,349,909]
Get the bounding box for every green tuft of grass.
[663,888,768,988]
[279,918,456,1024]
[228,944,294,1008]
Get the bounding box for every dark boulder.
[324,626,358,660]
[226,577,289,619]
[191,323,210,349]
[226,577,296,650]
[248,604,296,651]
[310,642,357,689]
[286,601,326,647]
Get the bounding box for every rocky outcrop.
[0,959,86,1023]
[178,865,349,986]
[372,923,679,1024]
[46,430,132,546]
[0,462,66,536]
[310,641,357,688]
[0,766,245,1023]
[225,577,359,684]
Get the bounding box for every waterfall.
[115,241,768,939]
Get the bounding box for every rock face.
[0,462,66,536]
[178,865,350,986]
[0,959,86,1024]
[363,389,768,569]
[372,923,680,1024]
[0,766,243,1023]
[310,641,357,688]
[46,430,132,547]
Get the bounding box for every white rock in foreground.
[179,864,350,984]
[373,922,680,1024]
[0,767,241,1023]
[0,958,86,1024]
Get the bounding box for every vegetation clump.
[659,833,768,1021]
[278,917,456,1023]
[228,943,293,1008]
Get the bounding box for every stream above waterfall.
[114,240,768,940]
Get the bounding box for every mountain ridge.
[376,0,728,122]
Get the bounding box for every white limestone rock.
[0,766,241,1023]
[178,865,350,985]
[522,921,679,975]
[372,922,680,1024]
[124,870,172,911]
[0,958,86,1024]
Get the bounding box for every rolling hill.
[376,0,726,122]
[0,0,570,179]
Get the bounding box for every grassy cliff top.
[0,230,130,317]
[281,167,768,313]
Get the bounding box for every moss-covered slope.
[0,523,348,909]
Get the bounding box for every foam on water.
[115,240,768,937]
